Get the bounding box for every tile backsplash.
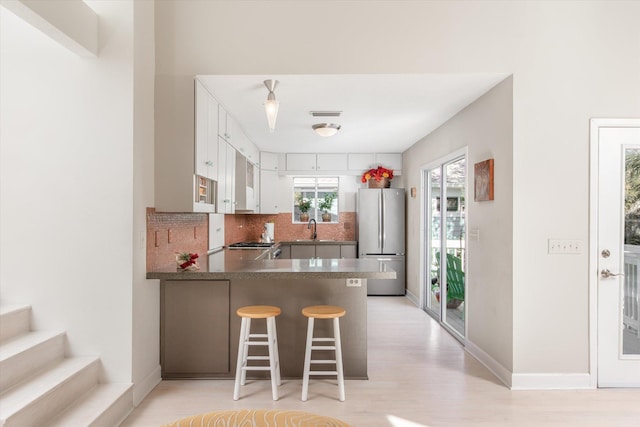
[225,212,356,244]
[146,208,208,272]
[146,209,357,271]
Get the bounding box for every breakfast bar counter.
[147,249,395,380]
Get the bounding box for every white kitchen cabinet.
[375,153,402,174]
[286,153,317,171]
[260,152,279,171]
[286,153,347,172]
[208,213,225,251]
[195,81,219,181]
[232,127,259,166]
[156,79,217,212]
[235,151,256,211]
[316,154,347,171]
[216,139,236,214]
[218,105,231,142]
[348,153,375,172]
[259,169,279,214]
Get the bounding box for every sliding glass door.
[424,154,466,339]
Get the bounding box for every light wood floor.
[122,297,640,427]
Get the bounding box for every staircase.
[0,304,133,426]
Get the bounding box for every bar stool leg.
[270,316,282,386]
[333,317,345,402]
[266,316,279,400]
[301,317,315,401]
[240,318,252,386]
[233,317,249,400]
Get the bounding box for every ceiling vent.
[310,111,342,118]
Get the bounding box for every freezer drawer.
[362,255,405,296]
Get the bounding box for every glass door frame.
[420,148,468,341]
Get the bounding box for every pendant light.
[264,79,279,132]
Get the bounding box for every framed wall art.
[474,159,494,201]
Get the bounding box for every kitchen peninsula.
[147,248,395,380]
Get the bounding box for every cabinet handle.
[205,160,213,166]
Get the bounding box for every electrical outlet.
[346,278,362,287]
[548,239,583,254]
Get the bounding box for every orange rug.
[163,409,351,426]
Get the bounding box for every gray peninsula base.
[160,278,368,380]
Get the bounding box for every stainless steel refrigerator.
[357,188,406,295]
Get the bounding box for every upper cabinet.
[219,105,259,166]
[285,152,401,175]
[195,80,219,181]
[260,152,279,214]
[156,78,218,213]
[286,153,348,172]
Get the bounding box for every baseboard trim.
[405,289,419,307]
[511,373,594,390]
[133,364,161,406]
[464,339,512,388]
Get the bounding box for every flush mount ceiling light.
[263,79,279,133]
[312,123,341,137]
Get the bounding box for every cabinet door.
[278,244,291,259]
[225,142,236,213]
[315,244,341,259]
[194,80,209,178]
[216,136,227,212]
[218,105,229,140]
[216,139,236,214]
[206,96,219,179]
[260,169,279,214]
[316,154,347,171]
[375,153,402,174]
[286,153,316,171]
[291,245,316,259]
[161,280,230,377]
[260,152,279,171]
[340,244,357,259]
[348,153,375,171]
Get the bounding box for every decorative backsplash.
[225,212,356,244]
[146,208,208,272]
[146,209,357,272]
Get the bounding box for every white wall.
[0,2,135,383]
[403,77,514,372]
[132,1,161,404]
[154,0,640,385]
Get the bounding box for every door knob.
[601,269,624,279]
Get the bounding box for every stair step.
[0,305,31,343]
[0,356,100,427]
[49,383,133,427]
[0,330,65,392]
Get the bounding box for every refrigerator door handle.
[378,193,383,250]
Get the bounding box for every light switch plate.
[548,239,582,254]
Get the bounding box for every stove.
[228,241,274,249]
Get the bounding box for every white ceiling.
[198,74,508,154]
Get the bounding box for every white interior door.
[593,119,640,387]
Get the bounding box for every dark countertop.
[278,240,357,245]
[147,246,394,281]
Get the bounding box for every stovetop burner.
[228,241,274,249]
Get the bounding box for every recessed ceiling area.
[198,74,509,154]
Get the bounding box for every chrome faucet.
[307,218,317,241]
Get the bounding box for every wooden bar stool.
[301,305,346,402]
[233,305,281,401]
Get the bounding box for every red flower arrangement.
[361,166,394,183]
[176,252,199,270]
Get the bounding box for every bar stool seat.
[301,305,346,402]
[233,305,281,401]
